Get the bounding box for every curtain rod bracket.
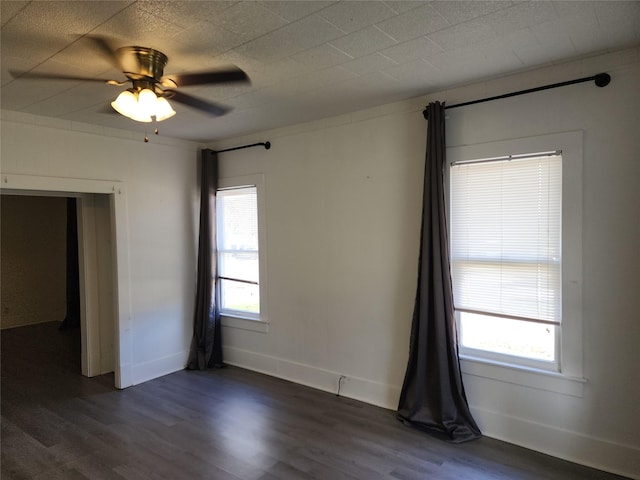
[423,72,610,120]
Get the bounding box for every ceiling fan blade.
[83,34,124,71]
[167,90,231,116]
[9,70,120,84]
[163,66,249,87]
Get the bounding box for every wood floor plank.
[1,322,632,480]
[1,417,52,479]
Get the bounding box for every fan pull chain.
[143,126,159,142]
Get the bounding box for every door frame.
[1,173,133,389]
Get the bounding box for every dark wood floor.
[1,322,629,480]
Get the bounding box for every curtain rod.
[215,141,271,154]
[423,72,610,120]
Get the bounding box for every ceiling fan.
[10,36,250,123]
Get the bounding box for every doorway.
[1,192,115,378]
[1,174,132,389]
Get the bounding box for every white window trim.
[221,315,269,333]
[459,357,586,397]
[446,131,584,394]
[217,174,269,331]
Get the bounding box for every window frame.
[446,132,584,392]
[449,152,563,372]
[217,174,268,332]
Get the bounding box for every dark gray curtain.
[59,197,80,331]
[397,102,481,443]
[187,149,223,370]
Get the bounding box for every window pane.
[217,186,260,316]
[220,279,259,314]
[450,154,561,365]
[460,312,556,362]
[219,251,259,283]
[451,157,561,262]
[218,188,258,251]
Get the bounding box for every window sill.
[460,356,586,397]
[221,315,269,333]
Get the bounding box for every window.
[446,132,583,384]
[216,174,266,329]
[217,186,259,317]
[450,152,561,370]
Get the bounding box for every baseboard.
[1,316,65,330]
[222,346,401,410]
[115,362,133,389]
[223,345,639,479]
[130,351,187,385]
[470,406,640,479]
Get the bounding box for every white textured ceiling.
[2,1,639,142]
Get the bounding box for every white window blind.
[217,186,260,316]
[450,153,562,327]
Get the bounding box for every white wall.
[215,104,426,407]
[0,116,200,385]
[211,47,640,478]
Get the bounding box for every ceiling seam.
[203,2,344,63]
[5,1,136,85]
[0,0,32,29]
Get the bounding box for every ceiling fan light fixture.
[111,87,175,123]
[16,43,247,127]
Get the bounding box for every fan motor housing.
[118,46,168,82]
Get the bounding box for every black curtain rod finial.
[594,73,611,87]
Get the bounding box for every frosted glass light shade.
[111,90,152,123]
[111,90,137,116]
[155,97,176,121]
[138,89,157,115]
